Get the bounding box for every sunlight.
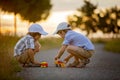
[2,14,14,19]
[0,10,76,36]
[47,11,75,23]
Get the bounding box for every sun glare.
[2,14,14,19]
[0,10,76,36]
[47,11,75,23]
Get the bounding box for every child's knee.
[66,45,76,53]
[66,46,72,52]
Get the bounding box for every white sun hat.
[28,23,48,35]
[53,22,71,34]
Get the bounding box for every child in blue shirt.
[54,22,95,68]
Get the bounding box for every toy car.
[40,61,48,68]
[54,60,65,68]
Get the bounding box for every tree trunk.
[0,9,1,35]
[14,13,17,36]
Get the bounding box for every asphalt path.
[18,44,120,80]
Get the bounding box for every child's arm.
[64,54,73,63]
[55,45,67,60]
[28,49,41,65]
[34,41,41,52]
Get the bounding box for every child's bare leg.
[66,45,87,67]
[64,54,73,63]
[67,55,79,67]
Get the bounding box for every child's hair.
[57,29,70,34]
[27,32,40,37]
[62,29,70,33]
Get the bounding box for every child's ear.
[67,24,70,27]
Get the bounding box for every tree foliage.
[68,0,120,37]
[97,6,120,35]
[0,0,52,35]
[19,0,52,22]
[68,0,97,36]
[0,0,52,22]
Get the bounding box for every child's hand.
[55,56,59,60]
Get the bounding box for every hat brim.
[39,31,48,35]
[53,27,71,35]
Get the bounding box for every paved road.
[18,44,120,80]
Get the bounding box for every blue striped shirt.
[62,30,94,50]
[14,35,35,56]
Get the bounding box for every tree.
[19,0,52,22]
[68,0,97,36]
[68,0,120,38]
[0,0,52,36]
[0,0,23,36]
[97,6,120,38]
[110,6,120,38]
[97,10,109,33]
[0,8,1,35]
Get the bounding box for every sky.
[41,0,120,36]
[51,0,120,11]
[1,0,120,36]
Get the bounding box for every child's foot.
[76,59,90,68]
[83,59,90,65]
[67,61,79,67]
[76,62,86,68]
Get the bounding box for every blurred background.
[0,0,120,38]
[0,0,120,80]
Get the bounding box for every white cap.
[28,23,48,35]
[53,22,71,34]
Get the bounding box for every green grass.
[91,38,120,53]
[104,39,120,53]
[0,35,22,80]
[91,38,110,43]
[39,37,62,50]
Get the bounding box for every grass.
[39,37,63,50]
[91,38,120,53]
[91,38,110,43]
[104,39,120,53]
[0,35,62,80]
[0,35,22,80]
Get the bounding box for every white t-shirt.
[14,35,35,56]
[62,30,95,50]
